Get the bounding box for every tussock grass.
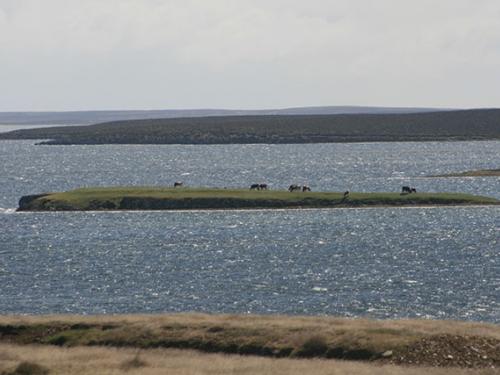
[0,314,499,368]
[0,343,496,375]
[120,352,148,371]
[294,335,329,357]
[1,361,49,375]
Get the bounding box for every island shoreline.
[16,188,500,212]
[16,202,500,212]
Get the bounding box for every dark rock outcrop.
[17,194,51,211]
[88,200,117,210]
[118,197,297,210]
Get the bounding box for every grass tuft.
[294,335,329,357]
[120,352,148,371]
[1,361,49,375]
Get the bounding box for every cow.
[259,184,268,190]
[250,184,260,190]
[288,184,301,192]
[174,181,183,188]
[302,185,311,192]
[401,186,411,194]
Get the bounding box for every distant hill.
[1,109,498,144]
[0,106,443,125]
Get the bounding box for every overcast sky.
[1,0,500,111]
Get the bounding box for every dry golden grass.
[1,314,499,369]
[0,343,498,375]
[1,313,498,339]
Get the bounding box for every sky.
[1,0,500,111]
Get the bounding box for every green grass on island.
[18,187,500,211]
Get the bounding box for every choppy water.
[0,140,499,321]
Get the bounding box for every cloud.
[0,0,499,110]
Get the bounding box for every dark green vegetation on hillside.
[17,187,499,211]
[0,106,443,125]
[1,109,499,144]
[0,314,499,368]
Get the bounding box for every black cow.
[174,181,183,188]
[401,186,411,194]
[302,185,311,192]
[288,184,301,192]
[250,184,260,190]
[343,191,349,198]
[259,184,268,190]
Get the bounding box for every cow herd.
[288,184,311,192]
[251,183,312,192]
[174,181,417,195]
[250,183,268,190]
[401,186,417,194]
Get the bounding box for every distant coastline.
[431,168,500,177]
[1,108,499,145]
[0,105,446,125]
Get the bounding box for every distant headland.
[17,187,500,211]
[431,168,500,177]
[0,106,447,125]
[1,108,500,145]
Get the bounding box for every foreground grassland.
[1,344,498,375]
[432,169,500,177]
[17,187,500,211]
[0,314,499,373]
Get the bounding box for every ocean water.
[0,140,499,321]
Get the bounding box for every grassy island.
[17,187,500,211]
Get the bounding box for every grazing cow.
[288,184,301,192]
[259,184,268,190]
[302,185,311,192]
[174,181,183,188]
[401,186,411,194]
[250,184,260,190]
[411,188,417,193]
[343,191,349,198]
